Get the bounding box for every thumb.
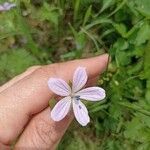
[14,54,109,150]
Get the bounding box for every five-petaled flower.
[0,2,16,12]
[48,67,106,126]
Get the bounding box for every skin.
[0,54,109,150]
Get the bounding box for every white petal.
[3,2,10,7]
[73,99,90,126]
[72,67,88,93]
[3,2,16,10]
[48,78,71,96]
[76,87,106,101]
[51,96,71,121]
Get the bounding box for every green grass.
[0,0,150,149]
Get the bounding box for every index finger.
[0,54,109,144]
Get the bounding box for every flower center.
[75,95,80,101]
[70,94,80,101]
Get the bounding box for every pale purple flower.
[48,67,106,126]
[0,2,16,12]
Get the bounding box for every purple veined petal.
[51,96,71,121]
[72,67,88,93]
[48,78,71,96]
[73,99,90,126]
[76,87,106,101]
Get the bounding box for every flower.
[48,67,106,126]
[0,2,16,12]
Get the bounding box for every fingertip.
[83,53,109,77]
[56,53,109,79]
[95,53,109,71]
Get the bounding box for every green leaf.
[85,17,112,30]
[124,117,150,142]
[146,79,150,103]
[135,0,150,17]
[135,22,150,46]
[114,38,129,50]
[116,51,131,66]
[100,0,114,13]
[113,23,127,38]
[74,0,81,22]
[143,41,150,78]
[82,5,92,26]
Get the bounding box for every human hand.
[0,54,108,150]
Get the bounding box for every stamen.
[75,95,80,101]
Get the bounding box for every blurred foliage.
[0,0,150,149]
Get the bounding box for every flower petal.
[73,99,90,126]
[0,6,4,11]
[51,96,71,121]
[48,78,71,96]
[76,87,106,101]
[5,3,16,10]
[72,67,88,93]
[2,2,16,10]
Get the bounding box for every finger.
[0,66,40,93]
[86,77,99,87]
[15,107,73,150]
[15,77,98,149]
[0,142,10,150]
[0,54,109,144]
